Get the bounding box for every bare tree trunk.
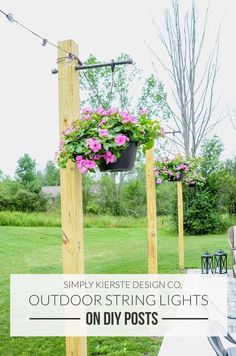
[148,0,221,158]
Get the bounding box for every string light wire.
[0,8,83,65]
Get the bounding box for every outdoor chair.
[208,319,236,356]
[228,226,236,278]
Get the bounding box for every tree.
[149,0,221,157]
[80,53,168,117]
[79,53,169,212]
[43,161,60,186]
[200,136,223,176]
[15,154,41,193]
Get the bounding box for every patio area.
[158,269,236,355]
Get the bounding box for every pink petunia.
[121,113,137,124]
[78,165,88,174]
[64,127,72,135]
[86,138,102,152]
[156,178,162,184]
[168,170,174,176]
[83,159,96,169]
[76,156,83,163]
[99,118,108,126]
[93,154,103,160]
[96,108,108,116]
[99,129,109,137]
[104,150,116,164]
[115,134,129,146]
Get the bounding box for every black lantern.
[201,251,214,274]
[214,250,227,274]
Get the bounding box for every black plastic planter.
[168,172,184,182]
[99,142,137,172]
[188,182,196,188]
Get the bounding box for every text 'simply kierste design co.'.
[10,274,227,337]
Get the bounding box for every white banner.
[10,274,227,337]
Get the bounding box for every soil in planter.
[99,142,137,172]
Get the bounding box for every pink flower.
[82,108,93,115]
[64,127,72,135]
[96,108,108,116]
[121,112,137,124]
[76,156,96,173]
[185,167,189,172]
[139,109,148,115]
[104,150,116,164]
[93,154,102,160]
[99,118,108,126]
[86,138,102,152]
[156,178,162,184]
[115,134,129,146]
[107,108,118,115]
[76,156,88,174]
[176,164,185,171]
[83,159,96,169]
[79,165,88,174]
[168,170,174,176]
[76,156,83,163]
[99,129,109,137]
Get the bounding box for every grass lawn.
[0,225,231,355]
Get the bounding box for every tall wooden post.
[177,181,184,270]
[146,147,158,274]
[58,40,87,356]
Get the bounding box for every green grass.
[0,224,231,355]
[0,211,172,229]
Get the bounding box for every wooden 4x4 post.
[57,39,157,356]
[58,39,87,356]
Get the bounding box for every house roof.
[41,186,61,198]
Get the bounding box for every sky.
[0,0,236,176]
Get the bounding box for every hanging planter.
[185,171,205,188]
[99,142,137,172]
[56,108,162,174]
[154,155,194,185]
[154,155,205,187]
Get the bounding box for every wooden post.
[58,40,87,356]
[146,147,158,274]
[177,181,184,270]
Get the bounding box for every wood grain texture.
[145,147,158,274]
[177,181,184,270]
[58,40,87,356]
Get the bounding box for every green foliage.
[200,136,223,175]
[156,182,176,216]
[170,137,226,234]
[15,154,41,193]
[43,161,60,186]
[80,53,141,110]
[139,74,169,119]
[80,53,169,120]
[183,187,221,234]
[0,211,61,227]
[13,189,47,212]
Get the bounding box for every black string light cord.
[0,8,134,110]
[0,8,83,65]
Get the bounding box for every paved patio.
[158,269,236,355]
